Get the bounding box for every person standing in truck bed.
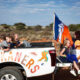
[0,36,10,51]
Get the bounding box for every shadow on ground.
[54,69,80,80]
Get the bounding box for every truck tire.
[0,66,24,80]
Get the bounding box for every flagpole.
[52,12,55,46]
[53,12,55,39]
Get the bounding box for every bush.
[69,24,80,31]
[33,25,42,31]
[14,23,26,30]
[45,23,53,31]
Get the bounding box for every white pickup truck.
[0,41,80,80]
[0,43,56,80]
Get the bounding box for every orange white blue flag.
[54,13,73,45]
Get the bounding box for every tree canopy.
[14,22,26,30]
[0,23,80,32]
[68,24,80,31]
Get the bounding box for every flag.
[54,13,73,45]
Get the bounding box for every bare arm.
[75,45,80,48]
[59,48,66,57]
[3,47,10,52]
[1,47,10,52]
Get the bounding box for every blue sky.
[0,0,80,26]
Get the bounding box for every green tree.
[45,23,53,31]
[76,24,80,31]
[1,24,10,29]
[0,24,11,31]
[34,25,42,31]
[14,23,26,30]
[27,26,33,30]
[69,24,80,31]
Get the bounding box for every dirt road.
[29,74,52,80]
[54,69,80,80]
[29,69,80,80]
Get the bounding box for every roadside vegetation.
[0,23,80,42]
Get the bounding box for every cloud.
[29,8,46,13]
[0,0,79,15]
[0,0,28,3]
[75,1,80,6]
[6,1,68,14]
[0,0,80,26]
[23,1,67,8]
[0,1,54,14]
[0,0,68,14]
[0,0,16,3]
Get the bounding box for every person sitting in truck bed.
[59,39,80,76]
[0,33,31,50]
[6,35,16,49]
[14,33,21,48]
[0,36,10,51]
[19,37,31,48]
[6,33,22,48]
[74,31,80,50]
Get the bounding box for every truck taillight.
[49,50,56,54]
[49,50,56,66]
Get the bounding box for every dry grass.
[0,30,74,43]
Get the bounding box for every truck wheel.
[0,66,24,80]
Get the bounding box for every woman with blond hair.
[59,39,80,76]
[74,31,80,50]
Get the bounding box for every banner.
[54,13,73,45]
